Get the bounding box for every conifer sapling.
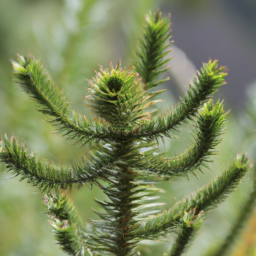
[0,10,253,256]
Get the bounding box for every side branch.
[133,60,227,139]
[135,154,251,239]
[11,55,112,144]
[0,136,108,192]
[168,209,203,256]
[45,193,92,256]
[202,168,256,256]
[138,100,227,179]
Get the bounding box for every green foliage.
[168,209,203,256]
[136,154,251,239]
[85,64,160,129]
[45,192,90,255]
[135,60,227,140]
[0,135,115,192]
[133,10,172,90]
[11,55,112,145]
[139,99,227,179]
[202,168,256,256]
[0,9,254,256]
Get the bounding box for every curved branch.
[138,100,227,179]
[0,136,112,192]
[202,167,256,256]
[134,154,251,239]
[11,55,112,145]
[132,60,227,139]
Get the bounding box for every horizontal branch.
[0,136,112,192]
[138,100,227,179]
[135,154,251,239]
[132,60,227,139]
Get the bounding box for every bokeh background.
[1,0,256,255]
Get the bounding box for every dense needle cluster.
[0,10,254,256]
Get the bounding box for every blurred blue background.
[0,0,256,255]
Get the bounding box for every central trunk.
[92,140,141,256]
[115,166,136,256]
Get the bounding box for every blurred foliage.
[0,0,256,256]
[231,82,256,256]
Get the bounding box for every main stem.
[115,166,136,255]
[112,140,139,256]
[95,139,141,256]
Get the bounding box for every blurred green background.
[1,0,256,255]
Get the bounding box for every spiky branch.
[44,192,91,256]
[168,209,203,256]
[137,100,227,179]
[133,60,227,140]
[136,154,251,239]
[202,168,256,256]
[133,10,172,90]
[11,55,113,144]
[0,136,116,192]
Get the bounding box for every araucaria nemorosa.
[0,10,254,256]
